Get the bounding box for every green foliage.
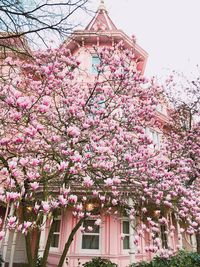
[129,251,200,267]
[0,255,3,267]
[36,256,42,267]
[83,257,118,267]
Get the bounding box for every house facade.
[0,1,196,267]
[46,2,195,267]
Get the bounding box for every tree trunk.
[33,227,41,266]
[57,218,85,267]
[41,217,56,267]
[196,232,200,253]
[21,203,34,267]
[25,233,34,267]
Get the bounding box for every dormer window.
[91,55,100,74]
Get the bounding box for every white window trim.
[122,217,130,252]
[145,127,161,150]
[80,217,102,254]
[160,224,169,249]
[91,54,100,75]
[50,215,61,252]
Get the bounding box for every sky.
[83,0,200,78]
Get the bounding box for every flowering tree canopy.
[0,44,199,265]
[159,75,200,252]
[0,43,163,266]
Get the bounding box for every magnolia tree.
[0,43,198,266]
[135,73,200,255]
[157,73,200,252]
[0,43,164,266]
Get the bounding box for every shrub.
[0,255,3,267]
[36,256,42,267]
[129,250,200,267]
[83,257,118,267]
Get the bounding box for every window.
[91,55,100,74]
[160,224,168,249]
[82,219,100,250]
[146,128,161,149]
[51,216,61,248]
[122,220,130,249]
[151,130,160,149]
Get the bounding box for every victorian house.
[45,2,195,266]
[0,1,195,267]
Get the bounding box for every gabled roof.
[85,0,117,31]
[64,0,148,74]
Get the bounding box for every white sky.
[84,0,200,78]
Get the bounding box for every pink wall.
[48,209,175,267]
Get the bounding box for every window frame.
[122,217,130,251]
[145,127,161,150]
[160,224,168,249]
[80,217,101,254]
[91,54,100,74]
[50,215,62,251]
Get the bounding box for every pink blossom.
[63,188,71,197]
[58,195,67,206]
[111,199,118,206]
[95,218,102,225]
[80,226,85,233]
[77,212,84,219]
[42,201,50,213]
[142,208,147,213]
[51,200,59,209]
[104,178,113,186]
[7,216,17,229]
[1,168,9,176]
[22,221,32,234]
[30,182,39,191]
[34,204,40,213]
[87,226,93,232]
[83,176,94,188]
[16,96,31,109]
[30,159,40,166]
[68,195,78,204]
[67,126,80,137]
[99,195,106,202]
[6,192,20,201]
[19,158,29,166]
[76,203,83,211]
[58,161,68,171]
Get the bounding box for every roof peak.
[98,0,106,11]
[85,0,117,31]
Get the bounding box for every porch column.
[0,203,10,249]
[8,229,18,267]
[129,198,136,264]
[2,203,14,267]
[191,234,196,252]
[169,212,176,251]
[166,213,171,249]
[38,214,47,257]
[175,216,183,250]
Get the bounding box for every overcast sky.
[83,0,200,78]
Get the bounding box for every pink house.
[0,1,196,267]
[46,2,195,267]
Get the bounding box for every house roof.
[85,0,117,32]
[64,0,148,73]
